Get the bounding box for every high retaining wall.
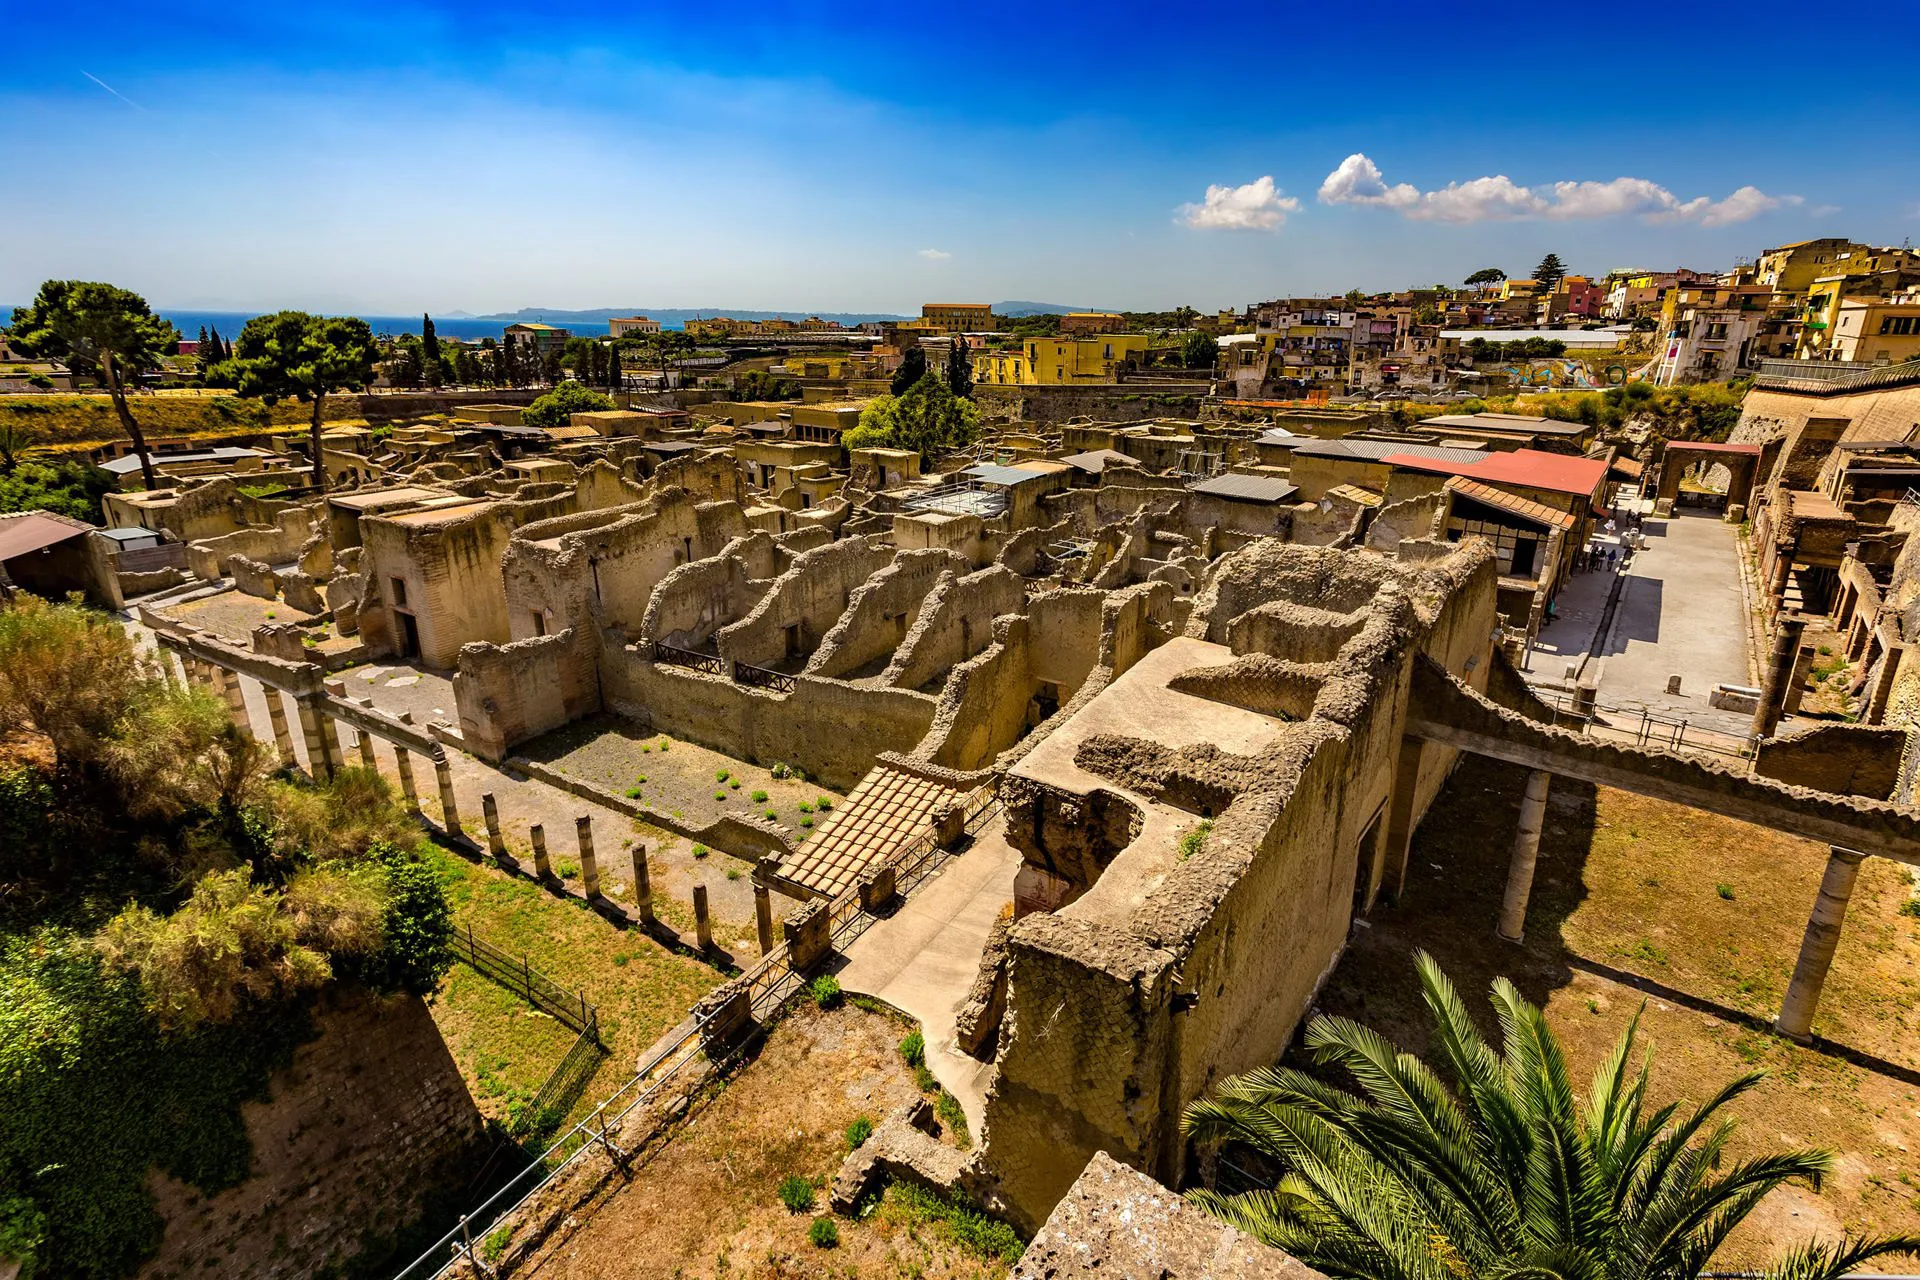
[139,989,486,1280]
[975,383,1211,425]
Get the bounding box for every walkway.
[835,813,1021,1135]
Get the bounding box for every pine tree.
[1532,253,1567,291]
[606,344,621,393]
[946,338,972,399]
[420,314,441,387]
[891,347,927,396]
[207,325,225,364]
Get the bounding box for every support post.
[393,746,420,812]
[1382,736,1425,902]
[357,727,377,770]
[433,752,464,841]
[266,689,298,768]
[1752,614,1805,739]
[294,695,336,781]
[1775,847,1865,1043]
[576,816,600,898]
[631,842,653,923]
[1497,769,1551,943]
[217,668,253,737]
[333,715,356,768]
[482,793,507,861]
[754,882,774,955]
[530,824,552,880]
[693,883,713,952]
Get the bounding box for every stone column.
[526,824,550,879]
[334,716,357,768]
[1382,737,1425,902]
[266,689,298,768]
[576,816,600,898]
[393,746,420,812]
[217,668,253,737]
[481,793,507,861]
[631,843,653,923]
[754,882,774,955]
[433,752,464,840]
[1751,614,1806,739]
[1497,769,1551,943]
[693,884,713,952]
[357,728,377,770]
[293,695,336,781]
[1775,847,1866,1043]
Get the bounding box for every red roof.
[1382,448,1608,498]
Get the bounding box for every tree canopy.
[1182,331,1220,370]
[214,311,378,492]
[890,347,928,396]
[1534,253,1569,290]
[1184,952,1920,1280]
[843,371,980,463]
[523,381,614,427]
[1465,267,1507,287]
[8,281,180,490]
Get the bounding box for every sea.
[141,311,670,342]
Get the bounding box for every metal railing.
[1530,688,1758,764]
[393,780,1001,1280]
[1753,356,1920,394]
[651,640,726,676]
[732,660,797,693]
[452,924,600,1036]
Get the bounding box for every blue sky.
[3,1,1914,315]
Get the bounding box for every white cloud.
[1178,175,1301,231]
[1317,153,1796,226]
[917,248,951,261]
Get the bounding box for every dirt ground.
[1313,753,1920,1267]
[519,1003,1013,1280]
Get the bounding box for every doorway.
[396,612,420,659]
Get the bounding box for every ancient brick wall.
[139,989,486,1280]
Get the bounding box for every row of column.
[1492,762,1864,1044]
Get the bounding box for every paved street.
[1528,499,1756,737]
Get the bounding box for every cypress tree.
[421,314,441,386]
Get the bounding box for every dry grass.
[0,391,364,451]
[512,1002,1015,1279]
[1315,754,1920,1266]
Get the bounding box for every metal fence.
[651,640,725,676]
[392,781,1001,1279]
[1753,356,1920,394]
[451,925,599,1036]
[1531,689,1758,764]
[732,660,797,693]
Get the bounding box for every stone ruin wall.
[975,542,1499,1231]
[139,990,485,1280]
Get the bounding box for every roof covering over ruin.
[1384,447,1608,497]
[1445,477,1577,530]
[1186,473,1299,504]
[0,511,94,561]
[778,765,972,898]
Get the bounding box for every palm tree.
[1183,952,1919,1280]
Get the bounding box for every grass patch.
[899,1028,925,1067]
[934,1090,972,1150]
[845,1115,874,1149]
[880,1181,1024,1265]
[421,845,714,1134]
[1178,819,1213,860]
[807,1217,839,1248]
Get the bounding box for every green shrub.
[764,809,778,821]
[715,769,730,782]
[1715,882,1735,901]
[934,1090,972,1150]
[799,817,813,829]
[845,1115,874,1149]
[815,796,833,811]
[624,787,643,799]
[810,975,843,1009]
[914,1064,938,1093]
[808,1217,839,1248]
[1177,819,1213,861]
[728,779,740,790]
[798,801,814,814]
[751,789,769,803]
[691,844,709,859]
[778,1175,816,1212]
[713,790,727,801]
[899,1028,925,1067]
[522,382,614,427]
[770,762,792,779]
[886,1181,1024,1264]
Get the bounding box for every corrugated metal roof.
[1423,412,1592,437]
[1057,449,1136,473]
[962,463,1056,487]
[1186,473,1299,503]
[0,512,93,561]
[1446,477,1577,531]
[99,446,263,475]
[1290,439,1492,463]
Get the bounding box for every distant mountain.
[992,301,1085,317]
[466,306,912,328]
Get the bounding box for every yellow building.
[1060,311,1124,335]
[1755,238,1877,296]
[919,303,997,334]
[974,334,1150,385]
[1828,294,1920,365]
